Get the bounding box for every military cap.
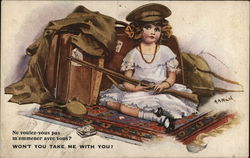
[126,3,171,22]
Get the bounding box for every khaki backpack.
[181,52,243,97]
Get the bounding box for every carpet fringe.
[192,113,240,145]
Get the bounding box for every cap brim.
[140,16,164,22]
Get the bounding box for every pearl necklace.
[139,44,158,64]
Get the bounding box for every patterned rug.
[32,105,237,144]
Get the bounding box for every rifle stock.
[66,56,199,103]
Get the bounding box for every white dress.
[99,45,198,119]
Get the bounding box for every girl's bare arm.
[123,70,147,92]
[165,71,176,86]
[154,71,176,92]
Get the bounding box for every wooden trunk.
[45,33,104,105]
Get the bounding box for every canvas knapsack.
[181,52,243,97]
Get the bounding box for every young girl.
[99,3,198,132]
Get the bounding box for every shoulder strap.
[214,87,243,92]
[197,52,244,90]
[195,67,244,92]
[105,75,126,91]
[195,67,242,86]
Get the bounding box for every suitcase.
[100,21,184,91]
[45,32,104,105]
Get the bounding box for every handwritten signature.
[214,96,234,104]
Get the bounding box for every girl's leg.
[119,104,139,117]
[106,101,121,111]
[119,104,168,127]
[107,102,166,123]
[106,102,140,117]
[106,102,174,131]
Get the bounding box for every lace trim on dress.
[167,58,179,72]
[99,87,124,105]
[120,45,178,70]
[120,61,134,71]
[99,92,141,110]
[120,59,180,72]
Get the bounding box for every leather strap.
[106,75,126,91]
[196,67,242,86]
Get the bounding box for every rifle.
[66,56,199,103]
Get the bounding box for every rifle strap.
[196,67,241,85]
[214,87,244,92]
[105,74,126,91]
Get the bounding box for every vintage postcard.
[1,1,249,158]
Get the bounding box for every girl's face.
[142,24,162,44]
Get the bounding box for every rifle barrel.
[66,56,199,103]
[66,56,140,85]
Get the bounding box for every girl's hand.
[123,82,148,92]
[153,82,171,93]
[134,83,148,92]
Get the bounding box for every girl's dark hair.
[124,19,173,43]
